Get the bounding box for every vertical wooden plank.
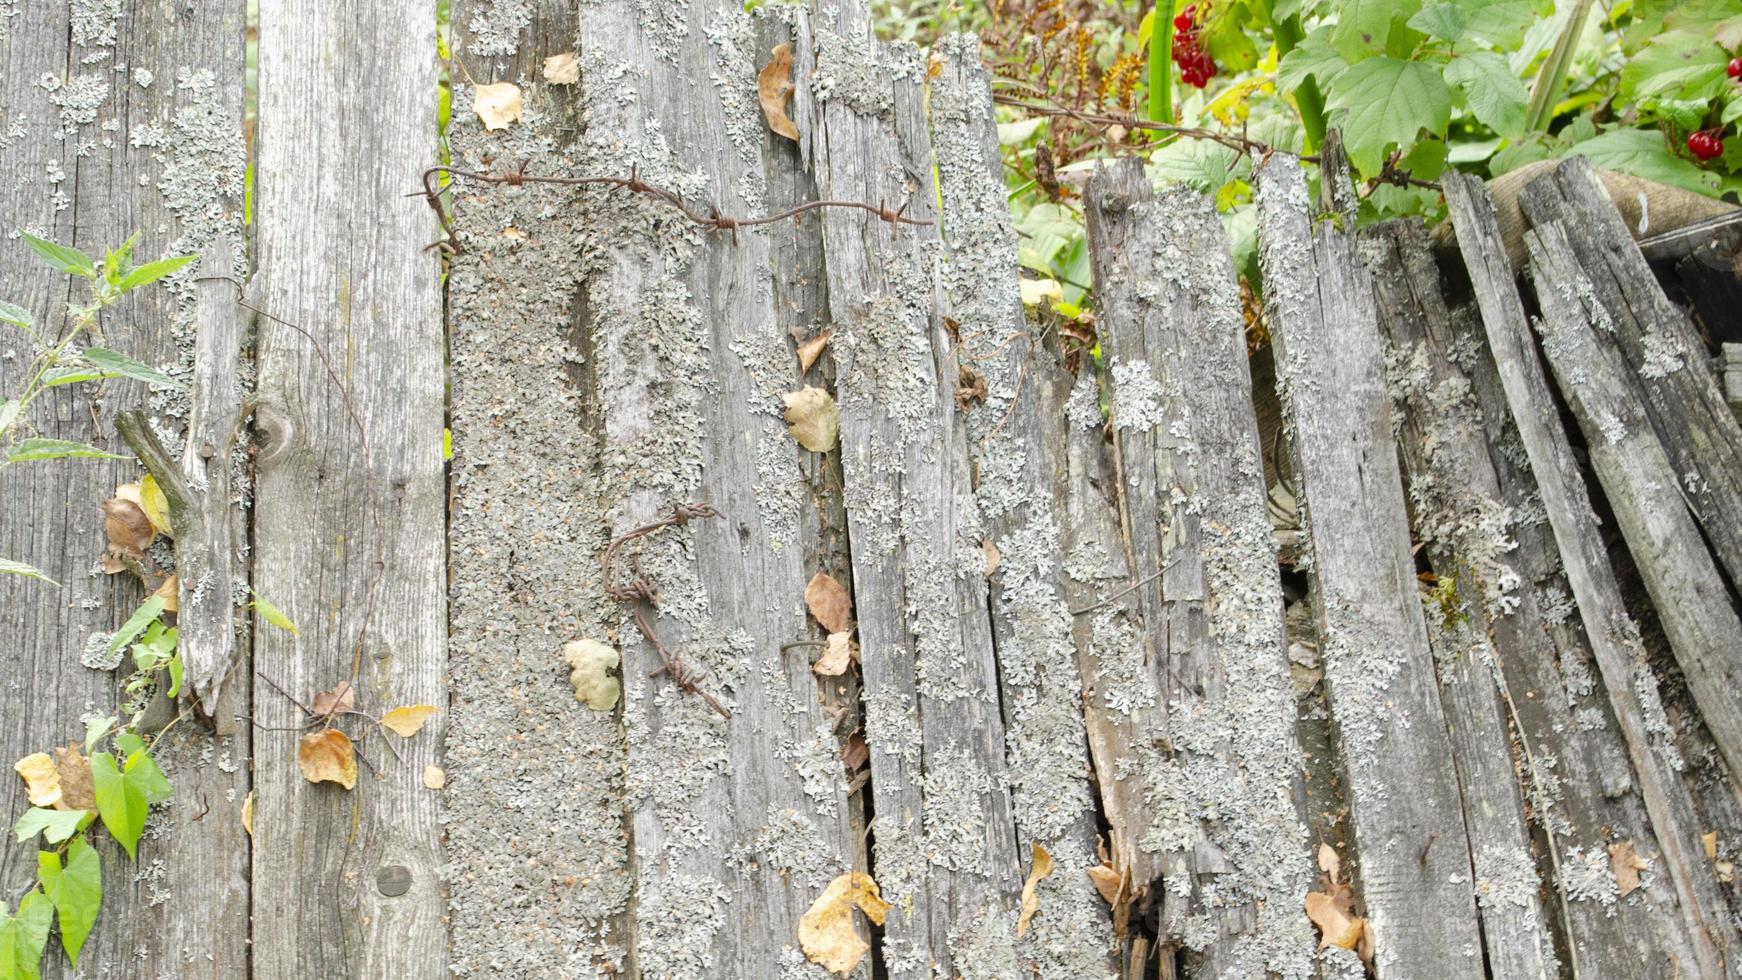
[0,1,251,976]
[928,34,1118,977]
[805,14,1024,978]
[1084,158,1316,977]
[1254,153,1484,978]
[1445,171,1738,977]
[442,3,636,975]
[250,0,447,975]
[571,2,864,976]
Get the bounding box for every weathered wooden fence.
[4,1,1742,978]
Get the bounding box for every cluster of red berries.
[1684,59,1741,161]
[1171,5,1217,89]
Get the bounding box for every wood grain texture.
[1445,171,1740,978]
[0,1,251,976]
[1255,153,1484,978]
[1085,157,1316,979]
[249,1,447,975]
[805,15,1023,978]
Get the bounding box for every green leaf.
[82,717,116,754]
[79,348,180,389]
[1408,0,1535,47]
[126,749,173,805]
[0,558,56,586]
[165,655,183,699]
[107,596,166,660]
[17,232,95,278]
[5,438,127,464]
[1326,57,1453,175]
[0,889,53,980]
[1646,98,1712,133]
[1204,11,1260,72]
[117,254,196,292]
[0,398,21,436]
[1444,52,1529,140]
[0,300,30,328]
[38,366,121,389]
[1400,138,1450,180]
[91,752,147,859]
[1569,128,1720,196]
[250,588,301,634]
[1277,27,1349,94]
[1148,138,1250,193]
[37,838,100,967]
[1330,0,1422,62]
[12,809,85,845]
[1620,31,1731,103]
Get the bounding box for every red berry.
[1688,130,1725,161]
[1174,11,1194,31]
[1729,58,1742,80]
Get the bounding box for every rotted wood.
[1445,171,1739,978]
[804,12,1023,978]
[1085,157,1316,978]
[1255,152,1485,978]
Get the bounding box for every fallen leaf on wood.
[473,81,523,131]
[804,571,853,634]
[797,330,832,373]
[423,765,446,790]
[102,495,154,557]
[53,744,95,812]
[241,791,253,838]
[138,474,172,536]
[14,752,62,807]
[784,386,839,452]
[1305,889,1365,952]
[297,729,358,790]
[982,539,1001,576]
[1609,840,1649,897]
[813,632,855,676]
[799,871,891,975]
[563,638,621,711]
[1704,831,1719,860]
[543,51,579,85]
[758,42,800,142]
[1017,843,1055,937]
[839,731,869,773]
[152,575,179,614]
[311,682,356,718]
[954,363,988,410]
[1318,842,1341,884]
[1087,863,1123,905]
[381,705,440,737]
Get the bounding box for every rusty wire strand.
[416,164,932,253]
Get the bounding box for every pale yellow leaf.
[543,51,579,85]
[381,705,440,737]
[298,729,358,790]
[813,632,855,676]
[1017,843,1055,937]
[1704,831,1719,860]
[139,474,172,536]
[783,386,839,452]
[1019,277,1063,307]
[1305,890,1364,951]
[563,639,621,711]
[473,81,523,131]
[241,791,253,838]
[1317,842,1340,884]
[14,752,62,808]
[799,872,891,975]
[423,765,447,790]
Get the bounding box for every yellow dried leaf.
[54,743,95,812]
[796,329,832,373]
[1305,890,1364,951]
[543,51,579,85]
[381,705,440,737]
[563,639,621,711]
[14,752,62,808]
[298,729,358,790]
[813,632,855,676]
[241,791,253,838]
[1609,840,1649,897]
[139,474,172,536]
[783,386,839,452]
[804,571,853,634]
[758,42,800,142]
[1017,843,1055,938]
[1317,842,1341,884]
[311,682,356,717]
[1704,831,1719,860]
[800,872,890,975]
[473,81,523,131]
[423,765,447,790]
[1086,863,1123,905]
[152,575,179,614]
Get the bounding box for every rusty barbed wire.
[415,164,932,253]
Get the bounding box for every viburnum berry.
[1688,130,1725,161]
[1169,5,1218,89]
[1174,4,1196,31]
[1729,58,1742,80]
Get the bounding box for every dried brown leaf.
[1609,840,1649,897]
[311,682,356,717]
[53,743,95,812]
[543,51,579,85]
[804,571,853,634]
[152,575,179,614]
[758,42,800,142]
[839,731,869,773]
[423,765,447,790]
[102,496,154,556]
[381,704,440,737]
[473,81,523,131]
[799,872,890,975]
[813,632,855,676]
[1017,843,1055,938]
[14,752,62,808]
[796,330,832,373]
[1087,863,1122,905]
[783,386,839,452]
[1305,890,1365,951]
[982,539,1001,576]
[297,729,358,790]
[1317,842,1341,884]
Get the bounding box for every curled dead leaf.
[839,731,869,773]
[804,571,853,634]
[1609,840,1649,897]
[543,51,579,85]
[152,575,179,614]
[783,386,839,453]
[381,705,440,737]
[297,729,358,790]
[796,330,832,373]
[102,496,154,556]
[241,790,253,838]
[1087,863,1122,905]
[54,743,95,812]
[813,632,855,676]
[563,638,621,711]
[1017,843,1055,938]
[423,764,447,790]
[757,42,800,142]
[311,682,356,718]
[473,81,523,131]
[14,752,62,808]
[1305,889,1366,953]
[799,872,891,975]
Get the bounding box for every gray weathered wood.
[442,3,636,975]
[1446,171,1739,978]
[929,34,1119,977]
[1520,216,1742,792]
[1085,157,1316,978]
[1519,157,1742,596]
[1255,153,1484,978]
[572,3,865,976]
[806,15,1023,978]
[0,1,251,976]
[249,0,447,975]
